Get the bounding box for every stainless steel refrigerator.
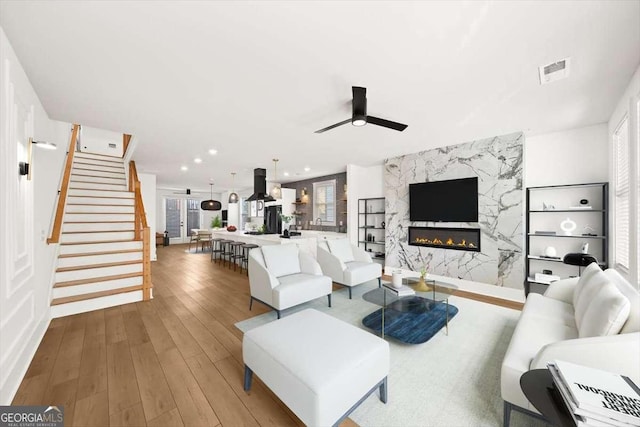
[264,205,282,234]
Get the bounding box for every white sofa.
[501,263,640,426]
[248,244,333,319]
[317,239,382,299]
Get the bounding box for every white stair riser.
[74,152,123,162]
[72,169,125,179]
[73,156,124,169]
[62,222,135,232]
[71,175,126,185]
[67,189,133,198]
[69,182,128,191]
[66,205,134,214]
[55,262,142,282]
[67,196,134,206]
[58,251,143,268]
[53,275,143,298]
[60,241,143,254]
[61,231,135,243]
[73,162,125,173]
[64,213,135,222]
[51,290,144,319]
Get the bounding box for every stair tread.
[69,189,132,193]
[61,239,139,245]
[59,249,143,258]
[51,284,144,305]
[64,221,134,223]
[72,168,125,174]
[67,195,134,199]
[67,203,133,206]
[64,212,135,215]
[75,152,123,160]
[62,230,135,234]
[54,272,143,287]
[56,259,142,272]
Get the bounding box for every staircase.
[49,127,151,318]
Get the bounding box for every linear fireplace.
[408,226,481,252]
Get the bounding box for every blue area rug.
[362,296,459,344]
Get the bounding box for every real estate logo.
[0,406,64,427]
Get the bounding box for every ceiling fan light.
[352,118,366,127]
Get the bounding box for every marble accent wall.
[385,132,524,289]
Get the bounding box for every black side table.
[520,369,575,427]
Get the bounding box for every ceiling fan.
[314,86,408,134]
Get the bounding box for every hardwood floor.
[13,244,359,426]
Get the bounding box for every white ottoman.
[243,309,390,427]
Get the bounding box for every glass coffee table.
[362,278,459,344]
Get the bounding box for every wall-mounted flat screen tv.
[409,177,478,222]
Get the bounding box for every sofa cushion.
[261,244,301,278]
[604,268,640,334]
[523,292,576,328]
[578,282,631,338]
[273,273,332,309]
[572,262,602,307]
[327,238,355,263]
[574,263,610,327]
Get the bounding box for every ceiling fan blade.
[367,116,408,132]
[314,118,352,134]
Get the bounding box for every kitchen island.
[210,230,347,257]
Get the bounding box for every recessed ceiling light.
[304,166,311,172]
[194,158,202,164]
[208,149,218,155]
[181,166,188,171]
[284,172,290,177]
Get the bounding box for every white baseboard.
[0,310,50,405]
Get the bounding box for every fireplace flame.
[414,237,477,248]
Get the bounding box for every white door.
[164,198,201,244]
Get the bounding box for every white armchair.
[317,239,382,299]
[248,244,333,319]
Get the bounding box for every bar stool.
[210,238,224,262]
[241,244,259,275]
[219,240,234,266]
[228,242,244,270]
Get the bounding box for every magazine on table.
[382,283,415,296]
[547,360,640,427]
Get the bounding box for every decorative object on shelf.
[580,199,589,205]
[280,213,293,232]
[301,187,307,197]
[270,159,281,199]
[581,242,589,254]
[582,224,596,236]
[544,246,557,257]
[563,253,598,275]
[535,231,557,235]
[228,172,239,203]
[392,270,403,289]
[201,183,222,211]
[19,138,58,180]
[542,202,555,211]
[542,269,553,275]
[560,217,577,236]
[381,221,385,229]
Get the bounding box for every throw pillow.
[578,281,631,338]
[261,244,301,278]
[573,264,610,327]
[327,238,355,263]
[604,268,640,333]
[572,262,602,308]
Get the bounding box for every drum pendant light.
[270,158,281,199]
[201,183,222,211]
[228,172,239,204]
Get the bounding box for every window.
[313,179,336,226]
[614,116,630,270]
[165,199,181,238]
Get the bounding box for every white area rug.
[235,281,550,427]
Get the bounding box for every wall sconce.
[301,187,307,197]
[19,138,57,180]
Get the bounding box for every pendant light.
[201,183,222,211]
[228,172,239,203]
[270,158,282,199]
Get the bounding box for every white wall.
[525,124,609,187]
[0,26,69,404]
[346,164,384,245]
[608,65,640,287]
[138,173,157,261]
[79,125,123,157]
[155,189,223,235]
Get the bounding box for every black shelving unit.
[358,198,385,263]
[525,182,608,295]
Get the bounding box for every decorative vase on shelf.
[413,276,432,292]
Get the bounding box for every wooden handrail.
[47,124,80,244]
[122,134,132,158]
[129,160,151,301]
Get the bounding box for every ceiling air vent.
[538,57,571,85]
